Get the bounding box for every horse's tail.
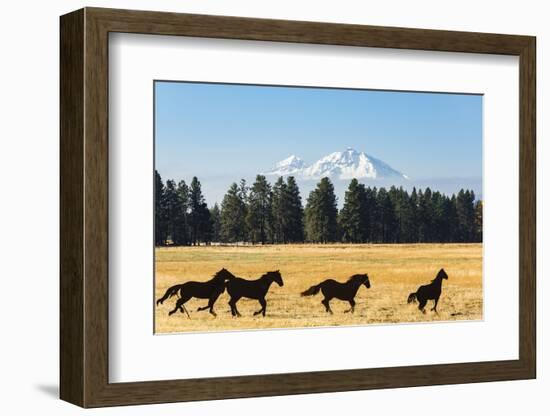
[156,284,183,306]
[407,292,417,304]
[301,283,322,297]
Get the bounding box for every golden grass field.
[155,243,482,334]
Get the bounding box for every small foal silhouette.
[156,268,235,318]
[301,274,371,314]
[407,268,448,314]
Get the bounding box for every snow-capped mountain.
[265,154,307,176]
[265,148,408,180]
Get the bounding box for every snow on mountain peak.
[265,148,407,180]
[276,154,304,168]
[266,154,306,175]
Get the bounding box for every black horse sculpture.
[407,268,448,313]
[226,270,284,317]
[301,274,371,314]
[156,268,236,317]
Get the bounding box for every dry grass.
[155,243,482,334]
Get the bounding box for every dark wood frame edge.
[60,7,536,408]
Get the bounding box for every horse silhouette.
[156,268,236,318]
[301,274,371,314]
[407,268,448,314]
[226,270,284,317]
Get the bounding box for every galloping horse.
[301,274,371,314]
[156,268,236,317]
[226,270,284,317]
[407,268,448,314]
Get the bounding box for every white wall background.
[0,0,546,414]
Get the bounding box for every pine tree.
[377,187,398,243]
[188,177,208,245]
[210,203,221,243]
[199,201,212,244]
[339,179,367,243]
[406,187,419,242]
[430,191,447,243]
[448,194,459,241]
[285,176,304,243]
[388,186,400,242]
[467,190,477,241]
[397,187,417,243]
[271,177,288,243]
[163,179,180,244]
[456,189,475,242]
[388,186,405,243]
[220,183,248,243]
[474,200,483,242]
[238,179,249,242]
[364,187,378,242]
[418,188,434,242]
[441,194,455,242]
[238,179,249,205]
[304,177,338,243]
[170,180,189,245]
[154,170,168,246]
[246,175,273,244]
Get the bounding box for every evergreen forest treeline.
[155,170,482,246]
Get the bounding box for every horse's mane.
[261,270,279,279]
[431,269,447,282]
[207,273,222,282]
[347,274,367,283]
[211,268,233,281]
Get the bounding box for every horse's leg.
[431,296,440,314]
[254,298,267,317]
[168,302,179,316]
[199,298,217,316]
[169,296,191,318]
[322,298,333,314]
[208,294,220,317]
[179,294,192,318]
[181,303,191,319]
[418,297,427,314]
[169,294,190,316]
[208,301,217,317]
[233,300,242,317]
[228,298,236,316]
[229,297,242,317]
[344,299,356,314]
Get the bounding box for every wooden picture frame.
[60,7,536,408]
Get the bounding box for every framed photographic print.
[60,7,536,408]
[153,82,484,333]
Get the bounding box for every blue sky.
[155,81,482,204]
